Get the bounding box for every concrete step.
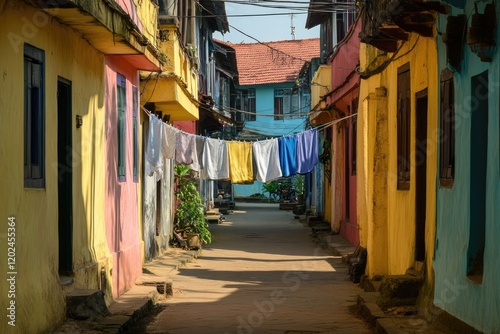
[357,292,388,327]
[205,214,221,224]
[279,202,297,210]
[136,277,173,297]
[377,274,424,308]
[66,289,109,321]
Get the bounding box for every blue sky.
[213,1,320,43]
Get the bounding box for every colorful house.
[139,0,230,260]
[357,0,447,310]
[228,38,320,197]
[102,0,162,300]
[433,1,500,332]
[0,0,162,331]
[306,0,360,244]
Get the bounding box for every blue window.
[24,44,45,188]
[117,74,126,181]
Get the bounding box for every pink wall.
[341,115,359,246]
[330,20,361,93]
[327,19,361,247]
[105,56,142,298]
[173,120,197,134]
[116,0,143,32]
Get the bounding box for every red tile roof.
[219,38,320,86]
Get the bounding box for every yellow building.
[356,1,446,309]
[140,1,200,121]
[0,0,162,332]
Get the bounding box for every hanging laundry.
[227,141,254,184]
[278,135,297,177]
[201,138,230,180]
[296,128,319,174]
[145,114,163,179]
[162,123,178,160]
[189,136,205,172]
[252,138,282,182]
[175,131,198,167]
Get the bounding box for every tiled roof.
[220,38,320,86]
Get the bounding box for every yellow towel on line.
[227,141,254,184]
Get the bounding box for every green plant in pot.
[174,164,212,246]
[293,175,305,203]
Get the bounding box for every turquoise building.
[227,39,320,196]
[434,1,500,332]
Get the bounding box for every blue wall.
[233,181,265,197]
[233,82,309,198]
[243,83,308,137]
[434,2,500,332]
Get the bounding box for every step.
[377,275,424,308]
[205,214,221,224]
[357,292,388,327]
[66,289,109,321]
[136,277,173,297]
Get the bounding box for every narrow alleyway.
[129,203,373,334]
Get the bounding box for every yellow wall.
[0,2,111,332]
[141,23,199,121]
[357,34,438,285]
[327,124,343,232]
[135,0,159,46]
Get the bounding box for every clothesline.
[315,113,358,132]
[141,105,356,140]
[141,106,320,184]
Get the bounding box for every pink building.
[104,2,161,298]
[307,4,360,246]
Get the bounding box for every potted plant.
[293,175,305,203]
[174,164,212,248]
[262,180,279,202]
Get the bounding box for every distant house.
[225,38,320,197]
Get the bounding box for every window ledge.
[397,180,410,190]
[439,178,454,188]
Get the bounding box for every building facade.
[434,0,500,332]
[307,1,360,244]
[0,0,162,331]
[229,39,320,197]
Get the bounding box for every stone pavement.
[54,202,459,334]
[127,203,373,334]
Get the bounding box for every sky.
[212,0,320,44]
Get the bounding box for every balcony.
[140,20,200,121]
[35,0,162,71]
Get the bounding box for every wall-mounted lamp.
[76,115,83,128]
[467,1,497,62]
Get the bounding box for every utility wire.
[197,0,318,63]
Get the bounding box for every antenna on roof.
[290,13,295,40]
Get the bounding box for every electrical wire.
[196,0,318,63]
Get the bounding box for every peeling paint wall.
[358,34,438,288]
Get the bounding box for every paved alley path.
[131,203,373,334]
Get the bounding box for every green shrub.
[174,164,211,244]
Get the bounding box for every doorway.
[57,77,73,274]
[415,89,427,262]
